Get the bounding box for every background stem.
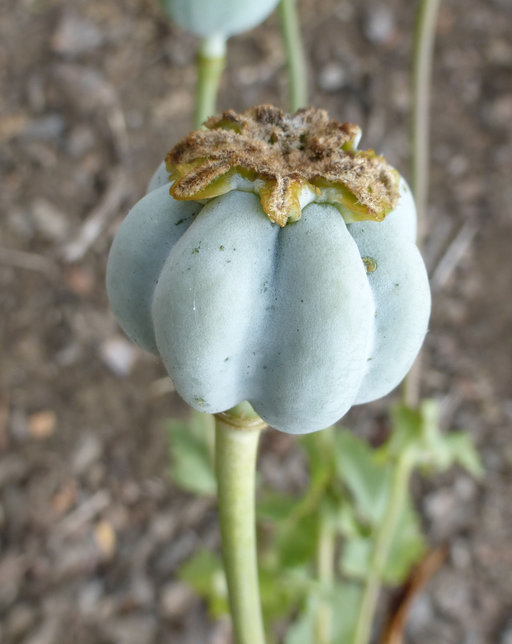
[352,456,413,644]
[403,0,441,408]
[194,35,226,128]
[215,413,266,644]
[315,515,335,644]
[279,0,308,110]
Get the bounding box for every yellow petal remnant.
[165,105,400,227]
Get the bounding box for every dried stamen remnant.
[166,105,400,227]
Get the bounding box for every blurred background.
[1,0,511,642]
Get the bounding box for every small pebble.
[20,114,66,142]
[318,62,347,92]
[31,199,70,242]
[28,410,57,440]
[160,581,194,619]
[99,336,139,376]
[72,434,102,476]
[52,13,103,57]
[364,5,395,44]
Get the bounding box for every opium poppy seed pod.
[106,106,431,434]
[159,0,280,39]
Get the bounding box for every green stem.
[403,0,441,409]
[315,515,335,644]
[279,0,308,111]
[411,0,441,240]
[352,455,413,644]
[215,405,267,644]
[194,35,226,128]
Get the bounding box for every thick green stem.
[315,516,335,644]
[215,406,267,644]
[352,456,413,644]
[403,0,441,409]
[194,35,226,128]
[279,0,308,111]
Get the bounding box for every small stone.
[0,455,29,487]
[129,577,155,608]
[318,63,347,92]
[160,581,195,619]
[64,266,96,296]
[31,199,70,242]
[364,5,395,44]
[72,434,102,476]
[20,114,66,142]
[5,603,36,639]
[406,593,435,634]
[501,619,512,644]
[94,520,116,559]
[66,124,96,158]
[423,484,474,539]
[23,618,60,644]
[28,410,57,440]
[210,617,233,644]
[52,13,103,57]
[99,336,139,376]
[434,570,471,618]
[454,475,477,501]
[103,615,158,644]
[51,480,78,516]
[450,538,472,569]
[78,580,103,616]
[0,553,25,608]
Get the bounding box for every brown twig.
[379,546,448,644]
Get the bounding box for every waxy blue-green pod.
[160,0,279,38]
[107,106,431,434]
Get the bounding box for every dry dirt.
[1,0,511,642]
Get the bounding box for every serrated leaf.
[333,429,392,524]
[167,412,216,495]
[178,548,228,618]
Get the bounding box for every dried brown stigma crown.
[165,105,400,227]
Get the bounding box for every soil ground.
[1,0,511,642]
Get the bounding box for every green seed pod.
[160,0,280,38]
[107,106,431,433]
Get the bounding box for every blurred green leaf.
[257,491,298,522]
[330,583,363,644]
[333,430,392,524]
[276,511,319,568]
[386,403,424,457]
[178,548,228,618]
[300,428,336,485]
[284,583,362,644]
[260,567,308,623]
[284,603,315,644]
[166,412,216,495]
[387,401,484,479]
[334,500,362,539]
[340,499,426,585]
[442,431,484,478]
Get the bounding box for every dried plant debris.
[166,105,400,226]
